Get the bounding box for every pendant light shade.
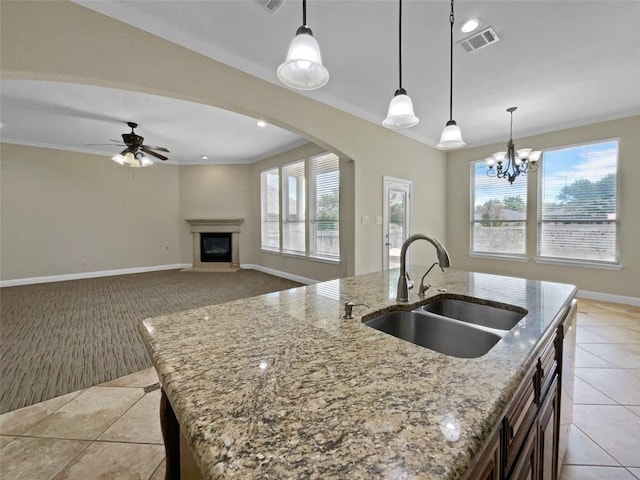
[436,0,466,150]
[383,88,419,129]
[437,120,465,149]
[277,1,329,91]
[383,0,419,130]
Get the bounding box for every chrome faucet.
[396,234,451,302]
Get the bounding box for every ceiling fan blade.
[142,144,169,153]
[84,143,125,146]
[141,147,168,161]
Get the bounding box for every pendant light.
[382,0,419,129]
[436,0,466,150]
[277,0,329,91]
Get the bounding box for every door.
[383,177,412,270]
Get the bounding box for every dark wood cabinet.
[465,299,575,480]
[467,427,501,480]
[509,422,537,480]
[538,378,559,480]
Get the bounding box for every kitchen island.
[140,267,577,480]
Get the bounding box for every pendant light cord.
[302,0,307,26]
[448,0,454,121]
[398,0,403,89]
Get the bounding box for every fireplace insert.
[200,233,232,263]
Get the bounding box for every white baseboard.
[577,290,640,307]
[0,264,192,288]
[240,263,317,285]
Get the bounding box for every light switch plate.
[361,216,370,224]
[375,216,383,224]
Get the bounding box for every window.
[260,152,340,262]
[471,161,527,257]
[538,140,619,265]
[260,168,280,251]
[282,161,306,253]
[310,153,340,259]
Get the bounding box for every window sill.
[308,255,341,265]
[260,249,341,266]
[535,257,623,270]
[468,252,529,263]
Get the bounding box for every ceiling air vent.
[458,27,499,53]
[254,0,285,13]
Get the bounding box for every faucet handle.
[405,272,414,290]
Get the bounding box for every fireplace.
[185,218,244,271]
[200,233,232,263]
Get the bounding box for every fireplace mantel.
[185,218,244,271]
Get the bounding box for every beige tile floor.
[0,299,638,479]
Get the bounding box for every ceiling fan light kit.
[383,0,419,130]
[436,0,466,150]
[109,122,170,168]
[277,0,329,90]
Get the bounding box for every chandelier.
[486,107,541,184]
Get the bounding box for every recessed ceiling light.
[460,18,481,33]
[201,155,208,160]
[256,120,267,127]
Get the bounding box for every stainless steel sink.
[421,298,526,330]
[364,310,502,358]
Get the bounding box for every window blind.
[538,140,619,264]
[282,160,305,253]
[260,168,280,250]
[310,153,339,259]
[471,161,527,256]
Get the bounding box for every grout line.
[571,422,623,468]
[147,456,166,480]
[94,389,149,440]
[626,467,640,480]
[45,438,94,480]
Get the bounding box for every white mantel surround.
[185,218,244,271]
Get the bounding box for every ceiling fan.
[87,122,170,168]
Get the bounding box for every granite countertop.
[140,267,576,479]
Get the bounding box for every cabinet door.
[508,425,537,480]
[539,378,559,480]
[466,428,501,480]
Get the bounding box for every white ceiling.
[2,1,639,163]
[0,80,306,165]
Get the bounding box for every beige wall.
[0,0,447,276]
[249,143,355,282]
[178,164,252,265]
[446,116,640,298]
[0,143,182,280]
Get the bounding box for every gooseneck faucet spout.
[396,234,451,302]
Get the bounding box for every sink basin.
[421,298,526,330]
[364,310,502,358]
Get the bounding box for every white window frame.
[535,138,622,269]
[469,160,529,261]
[259,152,340,264]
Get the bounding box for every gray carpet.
[0,269,302,414]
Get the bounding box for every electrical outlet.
[375,216,383,225]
